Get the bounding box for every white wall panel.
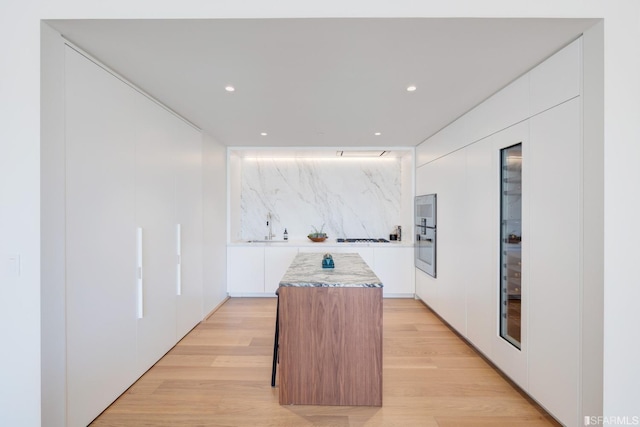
[415,268,438,311]
[40,23,68,427]
[528,98,581,427]
[581,21,604,422]
[133,92,180,374]
[227,246,265,295]
[465,74,529,145]
[175,127,204,340]
[64,46,207,426]
[435,150,468,334]
[203,133,228,313]
[415,163,429,197]
[415,116,466,167]
[530,38,581,117]
[65,47,139,427]
[487,121,529,391]
[463,137,497,357]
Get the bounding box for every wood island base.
[278,286,383,406]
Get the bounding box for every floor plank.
[90,298,560,427]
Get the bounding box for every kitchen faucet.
[266,212,274,240]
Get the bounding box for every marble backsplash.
[240,158,402,240]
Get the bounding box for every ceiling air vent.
[336,150,388,157]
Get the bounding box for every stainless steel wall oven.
[415,194,436,277]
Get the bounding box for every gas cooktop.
[336,238,390,243]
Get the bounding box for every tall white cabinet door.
[464,138,497,357]
[175,131,204,340]
[528,98,581,426]
[430,149,467,334]
[64,48,138,427]
[134,102,180,373]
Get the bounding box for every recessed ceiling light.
[225,85,235,92]
[374,132,382,136]
[406,85,417,92]
[260,132,268,136]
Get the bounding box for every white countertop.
[228,238,413,247]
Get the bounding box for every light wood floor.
[90,298,560,427]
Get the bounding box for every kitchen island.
[277,252,383,406]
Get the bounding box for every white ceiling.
[48,18,598,148]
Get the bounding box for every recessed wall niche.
[228,150,413,242]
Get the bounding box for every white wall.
[203,132,228,314]
[599,4,640,420]
[1,2,639,425]
[40,22,67,426]
[581,21,604,421]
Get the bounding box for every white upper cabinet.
[465,74,529,145]
[530,38,582,117]
[415,116,466,167]
[416,39,581,168]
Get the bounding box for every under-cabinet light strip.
[136,227,144,319]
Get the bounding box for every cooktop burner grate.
[336,238,390,243]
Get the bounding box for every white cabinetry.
[413,38,586,427]
[64,47,203,427]
[227,246,299,295]
[175,134,204,340]
[227,246,265,295]
[65,48,139,427]
[464,134,498,357]
[527,98,581,424]
[228,244,413,297]
[134,103,179,374]
[529,38,581,117]
[372,247,415,296]
[265,247,299,295]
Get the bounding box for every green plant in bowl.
[308,224,328,242]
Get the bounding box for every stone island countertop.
[279,252,383,288]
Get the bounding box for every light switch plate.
[6,254,21,278]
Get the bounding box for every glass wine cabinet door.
[500,143,522,349]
